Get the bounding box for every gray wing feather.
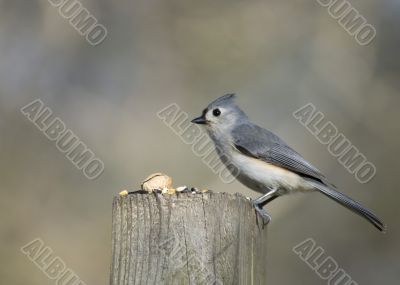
[232,124,330,185]
[232,124,386,232]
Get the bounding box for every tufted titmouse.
[191,94,386,232]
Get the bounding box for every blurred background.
[1,0,399,284]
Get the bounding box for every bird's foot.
[251,201,271,228]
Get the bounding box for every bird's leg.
[251,188,279,226]
[253,187,279,207]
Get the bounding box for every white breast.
[230,152,314,194]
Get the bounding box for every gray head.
[191,94,248,133]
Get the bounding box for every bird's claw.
[251,201,271,228]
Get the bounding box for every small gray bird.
[191,94,386,232]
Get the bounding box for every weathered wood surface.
[110,192,268,285]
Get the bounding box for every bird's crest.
[208,93,236,108]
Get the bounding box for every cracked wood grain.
[110,192,268,285]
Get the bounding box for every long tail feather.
[304,178,386,232]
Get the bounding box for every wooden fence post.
[110,192,268,285]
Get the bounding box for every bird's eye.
[212,109,221,117]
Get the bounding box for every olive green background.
[1,0,399,284]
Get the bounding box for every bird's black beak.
[191,115,207,125]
